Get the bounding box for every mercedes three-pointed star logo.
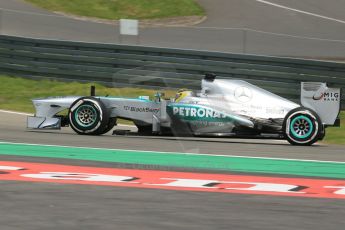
[234,86,253,103]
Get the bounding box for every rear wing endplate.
[301,82,341,126]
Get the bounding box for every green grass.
[0,75,174,113]
[25,0,205,20]
[0,75,344,144]
[323,111,345,145]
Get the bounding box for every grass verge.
[323,111,345,145]
[25,0,205,20]
[0,75,344,144]
[0,76,175,113]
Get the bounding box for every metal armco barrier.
[0,35,344,108]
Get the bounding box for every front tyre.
[283,107,322,146]
[69,97,109,135]
[97,118,117,135]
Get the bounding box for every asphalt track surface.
[1,0,345,57]
[1,111,345,229]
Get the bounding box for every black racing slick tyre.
[69,97,110,135]
[98,118,117,135]
[283,107,322,146]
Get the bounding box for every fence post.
[0,9,3,35]
[242,29,247,54]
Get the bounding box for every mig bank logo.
[313,92,340,101]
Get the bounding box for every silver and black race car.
[27,74,341,145]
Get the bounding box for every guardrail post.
[0,9,3,35]
[242,29,247,54]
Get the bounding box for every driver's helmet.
[175,89,193,102]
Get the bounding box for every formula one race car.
[27,74,341,145]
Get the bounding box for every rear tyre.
[69,97,109,135]
[318,126,326,141]
[283,107,322,146]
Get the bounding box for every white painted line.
[256,0,345,25]
[189,26,345,43]
[0,109,33,116]
[1,141,344,164]
[0,7,61,18]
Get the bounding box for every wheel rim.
[290,115,313,139]
[75,105,97,127]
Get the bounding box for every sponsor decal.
[169,105,233,123]
[234,87,253,103]
[313,92,340,101]
[265,107,285,115]
[172,106,226,119]
[124,106,160,113]
[0,161,345,199]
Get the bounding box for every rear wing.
[301,82,341,126]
